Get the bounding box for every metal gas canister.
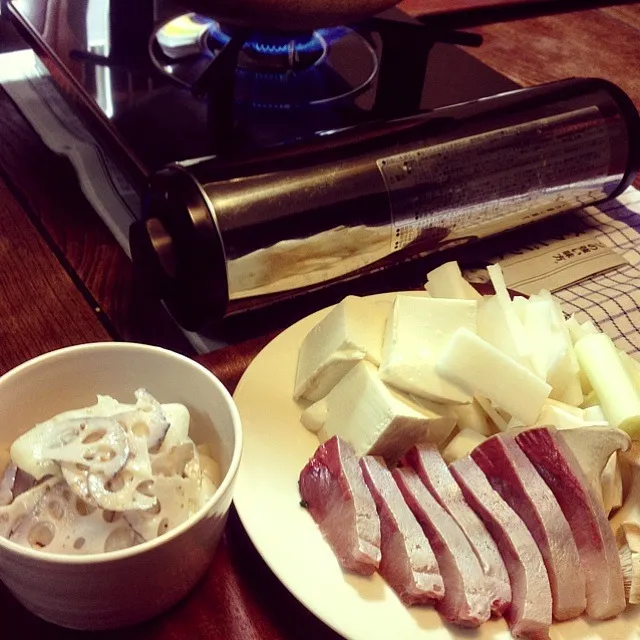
[130,77,640,332]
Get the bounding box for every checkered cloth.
[551,187,640,356]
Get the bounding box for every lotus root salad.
[0,390,220,554]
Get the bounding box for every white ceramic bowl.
[0,342,242,630]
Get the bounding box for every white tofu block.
[294,295,388,402]
[425,261,483,301]
[300,398,328,434]
[436,328,552,425]
[317,361,456,464]
[442,429,487,464]
[379,295,476,404]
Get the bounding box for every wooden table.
[1,4,640,638]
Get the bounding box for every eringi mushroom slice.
[559,426,630,509]
[610,441,640,603]
[601,453,623,516]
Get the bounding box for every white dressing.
[0,390,218,555]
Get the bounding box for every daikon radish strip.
[574,333,640,436]
[621,352,640,392]
[436,329,551,426]
[539,290,581,375]
[581,320,600,335]
[534,404,586,430]
[451,399,494,436]
[477,296,532,371]
[581,390,600,408]
[507,417,525,430]
[545,399,585,418]
[547,354,584,407]
[475,395,510,432]
[487,264,531,361]
[584,405,606,422]
[442,429,486,463]
[563,317,593,399]
[425,261,482,301]
[523,299,564,382]
[578,370,593,397]
[511,296,529,324]
[531,291,583,406]
[566,315,600,343]
[566,315,586,343]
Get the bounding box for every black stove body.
[5,0,518,195]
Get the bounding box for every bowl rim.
[0,341,243,565]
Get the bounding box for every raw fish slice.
[360,455,443,604]
[450,457,552,640]
[405,444,511,615]
[299,436,381,575]
[472,434,586,621]
[394,466,491,627]
[515,426,626,620]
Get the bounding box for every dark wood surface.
[1,4,640,638]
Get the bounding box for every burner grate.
[152,15,378,108]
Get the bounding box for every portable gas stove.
[4,1,639,338]
[5,0,517,193]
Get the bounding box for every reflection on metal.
[130,78,640,331]
[151,15,379,110]
[220,107,617,299]
[87,0,113,117]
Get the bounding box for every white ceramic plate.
[232,293,639,640]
